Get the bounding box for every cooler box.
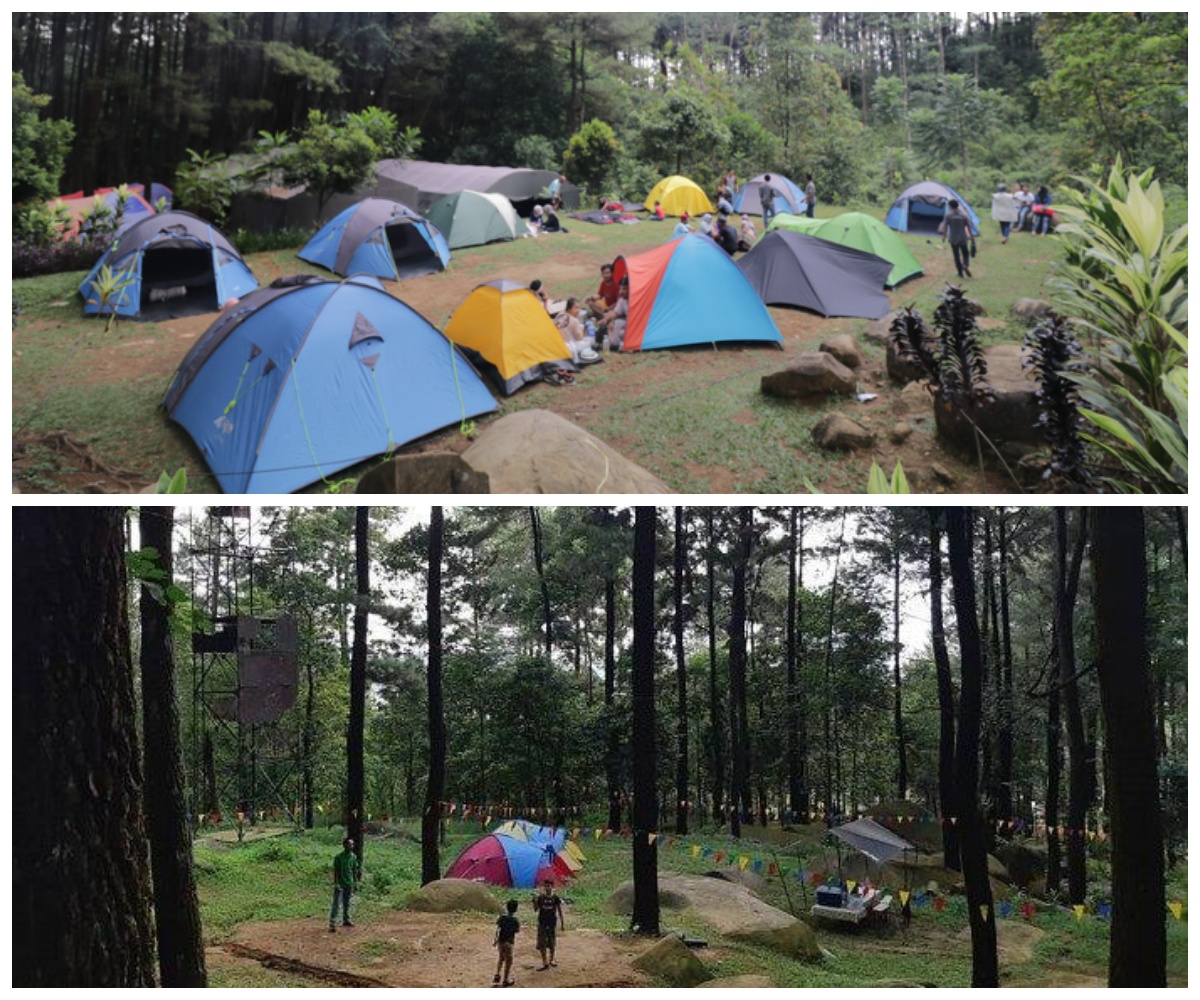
[815,886,844,908]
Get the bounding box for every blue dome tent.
[884,180,980,236]
[732,173,807,217]
[298,198,451,281]
[79,210,258,319]
[163,274,497,493]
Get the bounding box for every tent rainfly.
[829,818,917,865]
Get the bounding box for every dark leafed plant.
[889,305,939,383]
[1023,312,1093,487]
[934,284,993,412]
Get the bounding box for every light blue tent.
[298,198,451,280]
[884,180,980,236]
[732,173,807,217]
[495,819,567,851]
[79,210,258,318]
[162,274,497,493]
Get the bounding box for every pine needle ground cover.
[14,209,1070,494]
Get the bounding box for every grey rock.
[813,413,875,451]
[761,352,857,399]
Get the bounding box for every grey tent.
[736,230,893,319]
[375,159,580,215]
[829,818,917,865]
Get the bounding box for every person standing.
[1014,183,1034,232]
[759,175,777,230]
[1032,184,1054,236]
[805,174,816,218]
[329,837,361,932]
[492,900,520,987]
[991,183,1018,243]
[941,199,974,279]
[532,880,565,971]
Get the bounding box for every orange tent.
[443,279,575,395]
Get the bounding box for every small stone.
[1011,298,1053,321]
[761,353,857,399]
[819,333,865,369]
[890,422,914,445]
[863,311,898,345]
[813,413,875,451]
[930,463,955,485]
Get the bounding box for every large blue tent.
[884,180,980,236]
[732,173,807,217]
[298,198,451,280]
[79,209,258,318]
[163,274,497,493]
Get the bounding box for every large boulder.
[462,410,673,494]
[608,880,691,913]
[932,344,1042,450]
[631,935,712,987]
[1011,298,1053,322]
[355,453,489,493]
[703,868,765,896]
[819,334,865,369]
[611,874,820,963]
[403,878,501,914]
[697,975,776,988]
[812,413,875,451]
[992,841,1047,889]
[761,353,856,399]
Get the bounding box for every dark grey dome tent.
[736,230,893,319]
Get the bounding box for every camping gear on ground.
[770,211,924,287]
[446,819,584,889]
[643,176,714,218]
[732,173,807,217]
[885,180,980,236]
[811,817,914,928]
[425,190,520,250]
[736,229,893,318]
[298,198,450,280]
[162,274,497,493]
[79,209,258,318]
[443,279,578,395]
[611,235,783,352]
[816,885,845,908]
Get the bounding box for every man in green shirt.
[329,837,361,932]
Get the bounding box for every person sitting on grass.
[585,262,619,321]
[531,879,564,971]
[596,277,629,352]
[329,837,361,933]
[672,212,693,239]
[737,213,758,252]
[652,200,665,220]
[555,297,592,362]
[493,899,520,987]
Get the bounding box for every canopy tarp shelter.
[829,817,917,865]
[375,159,579,215]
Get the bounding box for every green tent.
[426,189,520,250]
[769,211,923,287]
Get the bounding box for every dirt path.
[222,911,652,988]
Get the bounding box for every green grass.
[191,820,1185,987]
[8,202,1119,493]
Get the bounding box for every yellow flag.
[738,856,751,871]
[846,880,857,893]
[980,904,990,922]
[1073,904,1086,921]
[900,890,911,906]
[594,828,603,840]
[648,833,658,845]
[1168,902,1183,921]
[690,844,701,857]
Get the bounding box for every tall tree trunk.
[421,507,446,885]
[303,647,315,829]
[529,507,553,662]
[1092,509,1166,987]
[138,508,206,987]
[891,533,907,799]
[945,508,999,988]
[822,510,846,817]
[1056,508,1090,904]
[786,507,806,819]
[995,513,1015,829]
[706,510,725,825]
[605,569,622,832]
[1045,640,1062,895]
[673,507,689,835]
[630,507,660,936]
[14,509,157,986]
[928,509,960,869]
[728,508,752,837]
[347,507,369,863]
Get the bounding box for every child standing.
[493,899,520,987]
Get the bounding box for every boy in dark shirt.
[532,880,564,971]
[940,199,974,279]
[493,899,520,987]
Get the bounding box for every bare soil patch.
[223,910,652,988]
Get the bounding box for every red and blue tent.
[612,235,783,352]
[445,833,573,888]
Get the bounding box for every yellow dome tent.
[644,176,714,217]
[443,279,575,396]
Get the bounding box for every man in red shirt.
[585,262,619,317]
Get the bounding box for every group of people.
[991,182,1054,241]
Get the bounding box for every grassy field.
[12,202,1066,494]
[196,819,1187,988]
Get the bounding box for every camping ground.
[196,819,1189,989]
[13,205,1064,494]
